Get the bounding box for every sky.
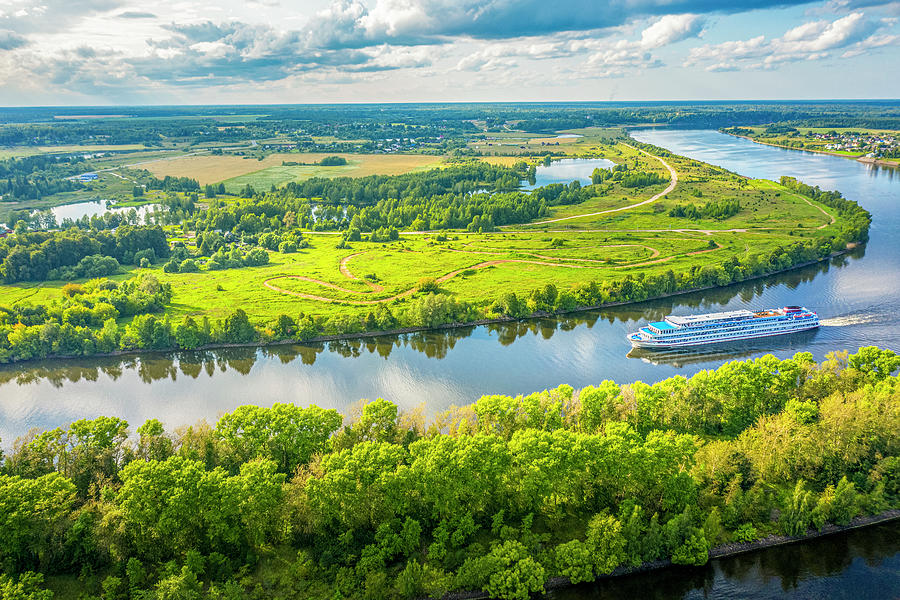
[0,0,898,105]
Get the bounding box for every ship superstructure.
[627,306,819,348]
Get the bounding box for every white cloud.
[686,11,898,70]
[640,14,705,48]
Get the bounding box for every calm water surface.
[49,200,159,223]
[523,157,615,189]
[550,521,900,600]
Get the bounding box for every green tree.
[483,540,545,600]
[215,403,342,474]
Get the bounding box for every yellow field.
[38,144,148,153]
[142,152,444,184]
[477,156,525,166]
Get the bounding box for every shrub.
[61,283,86,297]
[416,277,440,294]
[179,259,199,273]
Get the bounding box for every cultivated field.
[142,152,444,185]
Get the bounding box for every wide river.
[2,129,899,597]
[3,129,898,441]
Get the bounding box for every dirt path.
[797,197,836,229]
[264,257,592,305]
[446,243,662,262]
[339,252,385,292]
[503,145,678,228]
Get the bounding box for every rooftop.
[667,309,755,325]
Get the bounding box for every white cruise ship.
[627,306,819,348]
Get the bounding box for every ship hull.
[628,323,819,349]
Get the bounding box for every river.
[549,520,900,600]
[1,129,898,441]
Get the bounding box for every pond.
[48,200,160,223]
[521,157,616,189]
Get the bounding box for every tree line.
[0,348,897,599]
[0,182,872,364]
[0,226,169,283]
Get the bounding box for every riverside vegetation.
[0,347,898,599]
[0,136,871,364]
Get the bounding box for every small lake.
[522,157,615,189]
[49,200,160,223]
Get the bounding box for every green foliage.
[215,403,342,473]
[0,350,897,598]
[0,572,53,600]
[482,541,545,600]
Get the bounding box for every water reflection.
[549,522,900,600]
[626,328,820,368]
[0,249,859,392]
[522,158,616,189]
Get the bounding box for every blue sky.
[0,0,897,104]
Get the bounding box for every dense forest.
[0,226,169,283]
[0,347,897,599]
[0,154,90,202]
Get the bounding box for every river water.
[1,129,898,441]
[549,521,900,600]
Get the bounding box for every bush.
[278,240,297,253]
[179,259,199,273]
[416,277,440,294]
[133,248,157,265]
[61,283,86,297]
[163,260,179,274]
[244,248,269,267]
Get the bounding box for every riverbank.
[721,131,900,168]
[0,246,857,367]
[439,510,900,600]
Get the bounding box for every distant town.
[722,125,900,161]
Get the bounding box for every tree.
[483,540,545,600]
[220,309,256,343]
[0,473,77,572]
[554,540,593,584]
[215,403,342,474]
[0,572,54,600]
[586,514,625,574]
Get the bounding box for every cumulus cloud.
[324,0,813,43]
[455,14,703,77]
[641,14,705,48]
[686,11,898,69]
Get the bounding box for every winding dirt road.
[503,144,679,228]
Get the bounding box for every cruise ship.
[627,306,819,348]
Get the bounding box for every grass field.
[142,152,444,185]
[1,142,841,327]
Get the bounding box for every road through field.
[501,145,679,228]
